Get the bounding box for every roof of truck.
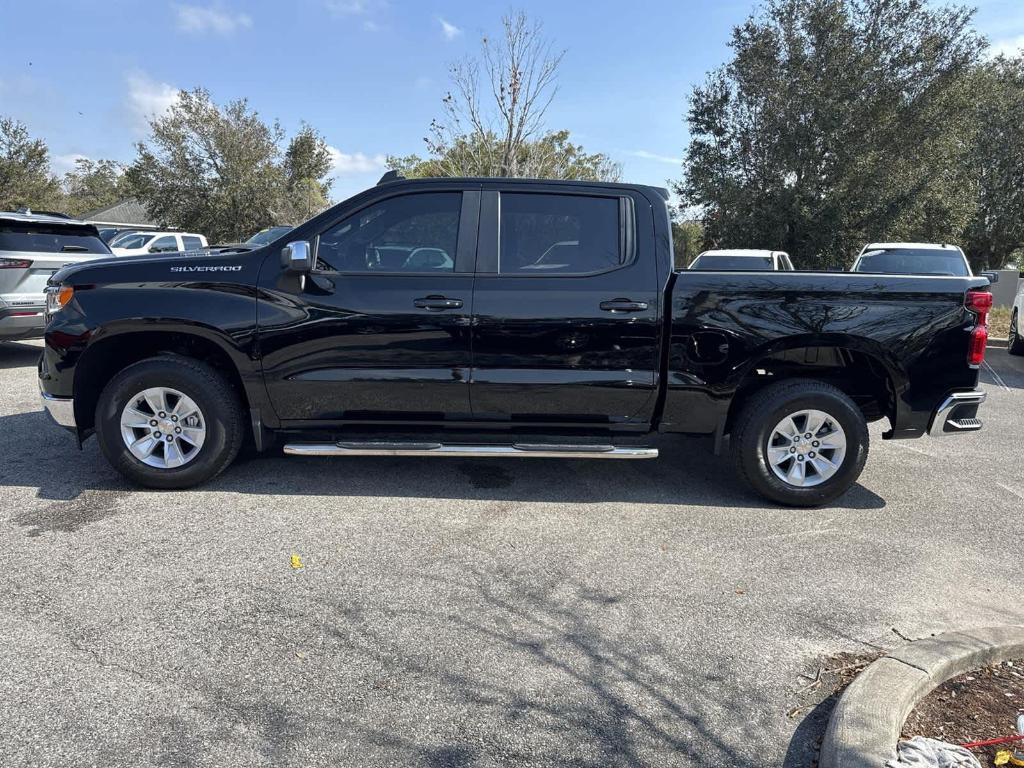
[375,174,671,199]
[861,242,964,253]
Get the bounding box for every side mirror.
[282,240,312,273]
[979,270,999,283]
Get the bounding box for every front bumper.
[927,390,986,437]
[40,385,76,428]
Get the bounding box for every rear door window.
[498,193,625,275]
[0,225,110,254]
[182,236,204,251]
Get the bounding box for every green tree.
[125,89,333,242]
[676,0,982,269]
[0,117,62,211]
[282,123,333,221]
[671,218,704,268]
[391,11,620,182]
[962,55,1024,270]
[62,158,125,217]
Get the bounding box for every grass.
[989,305,1012,340]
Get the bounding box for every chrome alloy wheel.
[119,387,206,469]
[766,409,847,488]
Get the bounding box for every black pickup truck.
[38,176,992,506]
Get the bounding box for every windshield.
[0,224,111,254]
[112,233,155,250]
[853,248,969,277]
[690,254,774,270]
[246,227,291,245]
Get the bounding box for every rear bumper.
[0,306,45,339]
[927,390,986,437]
[40,385,76,429]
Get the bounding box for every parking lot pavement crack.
[65,636,155,686]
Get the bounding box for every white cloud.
[626,149,683,165]
[325,0,375,16]
[326,146,388,176]
[52,153,89,175]
[126,73,179,132]
[439,17,462,41]
[175,4,252,35]
[989,34,1024,58]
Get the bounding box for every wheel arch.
[724,335,903,435]
[73,325,255,436]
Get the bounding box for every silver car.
[0,211,111,341]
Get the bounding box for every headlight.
[45,285,75,315]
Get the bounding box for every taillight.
[0,258,32,269]
[966,289,993,367]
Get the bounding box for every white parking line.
[982,360,1011,393]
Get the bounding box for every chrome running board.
[282,441,658,459]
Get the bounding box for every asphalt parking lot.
[1,340,1022,768]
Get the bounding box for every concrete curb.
[819,625,1024,768]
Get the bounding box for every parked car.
[689,249,794,271]
[0,211,111,341]
[1010,283,1024,356]
[98,227,143,244]
[212,226,295,252]
[851,243,972,276]
[39,176,991,506]
[110,231,208,257]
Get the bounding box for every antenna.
[377,170,405,185]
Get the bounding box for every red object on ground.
[960,733,1024,749]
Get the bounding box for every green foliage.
[389,129,620,182]
[962,56,1024,269]
[0,117,62,211]
[125,89,333,242]
[671,218,704,268]
[282,123,333,221]
[62,158,126,217]
[677,0,982,270]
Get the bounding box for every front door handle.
[600,299,649,313]
[414,296,464,310]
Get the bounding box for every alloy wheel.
[119,387,206,469]
[766,409,847,488]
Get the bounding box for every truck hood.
[48,248,263,287]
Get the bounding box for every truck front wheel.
[732,379,869,507]
[94,356,245,489]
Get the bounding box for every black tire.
[95,355,245,489]
[1009,310,1024,356]
[732,379,869,507]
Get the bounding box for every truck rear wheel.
[95,356,244,489]
[732,379,868,507]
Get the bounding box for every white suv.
[851,242,972,276]
[110,231,208,257]
[1010,282,1024,356]
[0,211,111,341]
[688,249,795,271]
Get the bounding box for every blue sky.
[2,0,1022,202]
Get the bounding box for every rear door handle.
[600,299,649,313]
[414,296,464,310]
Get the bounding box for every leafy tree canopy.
[677,0,983,269]
[125,89,333,242]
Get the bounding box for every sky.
[1,0,1023,203]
